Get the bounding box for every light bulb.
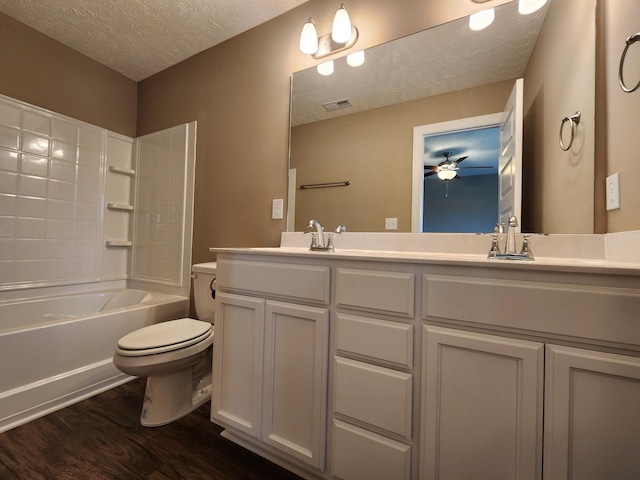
[299,18,318,54]
[346,50,365,67]
[317,60,334,76]
[469,8,495,31]
[437,170,457,180]
[332,4,352,43]
[518,0,548,15]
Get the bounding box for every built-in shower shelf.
[105,240,133,247]
[108,165,136,176]
[107,203,134,211]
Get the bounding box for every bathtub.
[0,287,189,432]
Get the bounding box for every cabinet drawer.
[217,258,330,304]
[423,274,640,350]
[336,268,414,317]
[332,419,411,480]
[336,313,413,368]
[334,357,412,439]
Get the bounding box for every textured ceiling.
[291,0,549,126]
[0,0,308,81]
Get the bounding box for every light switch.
[385,217,398,230]
[606,173,620,211]
[272,198,284,219]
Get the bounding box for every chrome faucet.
[305,220,346,252]
[487,216,535,260]
[307,219,325,248]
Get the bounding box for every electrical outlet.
[385,217,398,230]
[606,173,620,211]
[272,199,284,219]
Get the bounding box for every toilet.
[113,262,217,427]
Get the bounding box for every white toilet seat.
[116,318,213,357]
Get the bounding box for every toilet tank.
[192,262,217,323]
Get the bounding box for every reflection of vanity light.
[469,8,495,31]
[346,50,365,67]
[317,60,334,76]
[519,0,548,15]
[437,170,457,180]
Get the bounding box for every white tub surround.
[0,286,188,433]
[0,94,197,432]
[209,233,640,480]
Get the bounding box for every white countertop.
[210,231,640,276]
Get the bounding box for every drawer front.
[332,419,411,480]
[333,357,412,439]
[423,274,640,350]
[217,258,330,304]
[336,268,415,317]
[336,313,414,368]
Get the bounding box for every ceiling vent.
[322,98,353,111]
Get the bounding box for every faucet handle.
[335,224,347,234]
[520,235,534,260]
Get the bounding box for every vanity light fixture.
[518,0,548,15]
[469,7,495,31]
[299,19,319,54]
[299,4,359,61]
[332,4,352,43]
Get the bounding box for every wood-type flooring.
[0,378,303,479]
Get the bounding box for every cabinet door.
[544,344,640,480]
[262,300,329,470]
[211,292,264,437]
[421,326,543,480]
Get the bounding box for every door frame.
[411,113,502,232]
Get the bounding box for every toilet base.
[140,370,212,427]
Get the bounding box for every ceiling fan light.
[437,170,457,181]
[469,8,495,31]
[346,50,365,67]
[332,4,352,43]
[518,0,548,15]
[317,60,334,76]
[300,18,318,54]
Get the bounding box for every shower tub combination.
[0,287,188,432]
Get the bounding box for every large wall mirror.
[288,0,597,234]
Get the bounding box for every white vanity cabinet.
[420,268,640,480]
[211,248,640,480]
[331,267,416,480]
[212,258,330,472]
[420,326,544,480]
[544,345,640,480]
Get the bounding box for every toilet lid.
[117,318,212,353]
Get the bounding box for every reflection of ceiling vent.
[322,98,353,111]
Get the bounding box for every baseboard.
[0,359,134,433]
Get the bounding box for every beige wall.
[605,0,640,233]
[1,0,637,264]
[522,0,596,234]
[135,0,512,262]
[0,13,137,137]
[290,81,514,232]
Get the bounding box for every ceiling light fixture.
[469,8,495,31]
[437,169,457,181]
[299,4,359,66]
[518,0,548,15]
